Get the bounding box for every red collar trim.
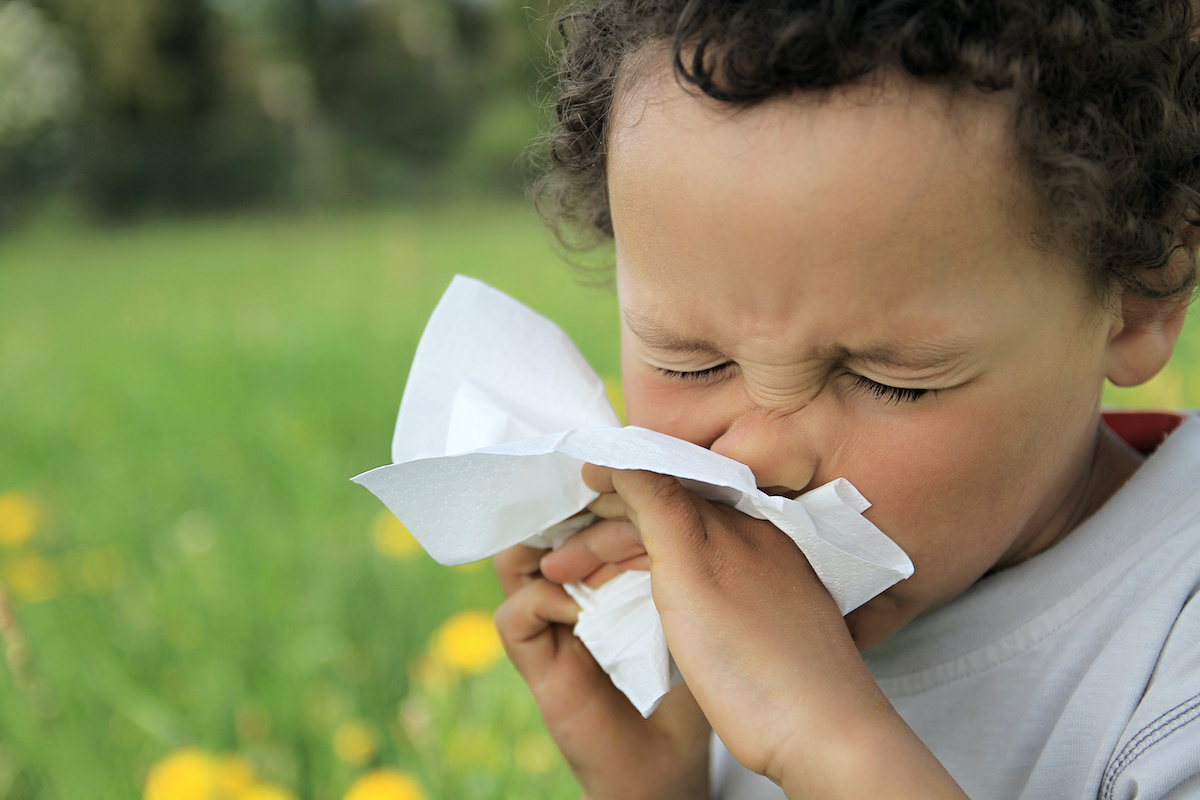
[1102,410,1187,456]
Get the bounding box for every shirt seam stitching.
[1100,694,1200,800]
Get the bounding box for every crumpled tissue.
[352,275,913,716]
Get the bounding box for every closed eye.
[655,362,735,382]
[854,375,934,404]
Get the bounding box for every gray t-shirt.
[713,415,1200,799]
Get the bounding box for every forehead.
[607,62,1025,246]
[612,65,1049,284]
[604,61,1096,355]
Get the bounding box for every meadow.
[0,200,1197,800]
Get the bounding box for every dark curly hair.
[533,0,1200,302]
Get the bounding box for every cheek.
[620,353,735,446]
[623,369,716,443]
[849,414,1020,536]
[845,378,1100,597]
[839,413,1029,615]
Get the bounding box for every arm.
[493,541,711,800]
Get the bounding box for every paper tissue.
[352,275,913,716]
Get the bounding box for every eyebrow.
[845,340,973,370]
[623,311,724,354]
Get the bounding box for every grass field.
[0,200,1198,800]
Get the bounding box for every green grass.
[0,203,616,799]
[0,200,1197,799]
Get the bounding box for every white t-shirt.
[712,415,1200,799]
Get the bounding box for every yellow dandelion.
[343,769,426,800]
[4,556,60,603]
[604,378,626,424]
[428,610,503,674]
[143,748,216,800]
[213,754,257,796]
[333,719,378,766]
[236,783,296,800]
[0,491,38,547]
[371,511,422,560]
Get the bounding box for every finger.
[608,470,707,559]
[494,544,549,597]
[581,562,633,589]
[581,462,617,494]
[493,578,584,680]
[494,578,581,644]
[540,518,648,585]
[587,491,629,520]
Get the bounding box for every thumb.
[608,470,710,565]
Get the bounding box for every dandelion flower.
[0,491,38,547]
[4,556,60,603]
[237,783,296,800]
[213,755,256,795]
[343,769,426,800]
[143,748,215,800]
[143,748,294,800]
[428,610,502,674]
[334,719,378,766]
[371,511,421,559]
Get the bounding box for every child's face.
[609,66,1131,650]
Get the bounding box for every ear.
[1104,292,1189,388]
[1106,222,1197,387]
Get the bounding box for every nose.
[709,406,819,496]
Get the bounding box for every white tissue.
[352,275,913,716]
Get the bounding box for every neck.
[996,422,1144,571]
[1069,423,1145,528]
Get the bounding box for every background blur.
[0,1,1198,798]
[0,0,559,227]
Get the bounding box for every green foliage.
[5,0,561,223]
[0,2,79,229]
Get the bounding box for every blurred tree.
[0,0,80,228]
[36,0,281,218]
[1,0,561,223]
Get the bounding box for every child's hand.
[493,541,711,800]
[538,514,650,589]
[573,464,968,799]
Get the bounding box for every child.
[493,1,1200,797]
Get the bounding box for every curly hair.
[533,0,1200,302]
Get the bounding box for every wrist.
[772,692,967,800]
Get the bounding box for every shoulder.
[1101,583,1200,800]
[1098,412,1200,799]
